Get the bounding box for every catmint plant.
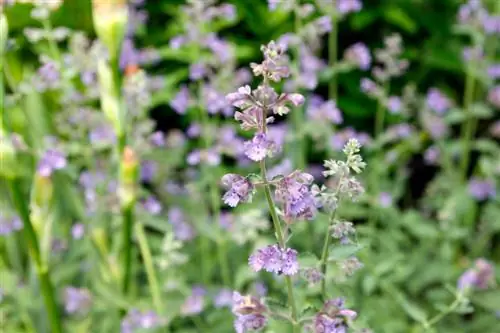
[224,41,365,333]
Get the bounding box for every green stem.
[8,179,62,333]
[423,294,463,330]
[120,205,134,295]
[319,187,343,298]
[460,70,476,181]
[328,6,338,100]
[135,222,164,317]
[259,160,299,333]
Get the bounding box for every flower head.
[458,258,495,291]
[275,171,317,220]
[221,174,255,207]
[243,132,278,161]
[344,43,371,70]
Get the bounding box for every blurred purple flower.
[187,149,221,166]
[37,149,67,177]
[487,65,500,79]
[378,192,392,207]
[189,63,208,80]
[344,42,371,70]
[170,85,191,114]
[89,125,116,145]
[140,160,157,183]
[214,288,233,308]
[424,146,440,165]
[186,123,202,138]
[71,223,85,240]
[426,88,451,115]
[458,258,494,291]
[468,178,496,201]
[181,286,206,316]
[232,292,267,333]
[488,86,500,108]
[142,196,162,215]
[121,309,164,333]
[64,287,92,315]
[314,298,357,333]
[337,0,362,14]
[0,215,22,237]
[168,207,196,241]
[387,96,402,114]
[150,131,166,147]
[307,96,343,124]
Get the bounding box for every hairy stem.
[260,161,299,332]
[423,293,463,330]
[9,179,62,333]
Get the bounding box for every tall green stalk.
[120,205,134,294]
[260,104,299,333]
[135,222,164,316]
[9,179,63,333]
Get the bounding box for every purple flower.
[37,149,67,177]
[250,41,290,82]
[487,86,500,108]
[221,174,254,207]
[468,178,496,201]
[169,35,185,49]
[249,244,299,276]
[187,149,221,166]
[232,292,267,333]
[71,223,85,240]
[458,258,494,291]
[275,171,317,220]
[170,85,191,114]
[344,43,371,70]
[202,84,232,115]
[181,287,206,316]
[337,0,362,14]
[142,196,162,215]
[121,309,164,333]
[204,34,233,62]
[168,207,196,241]
[243,132,278,162]
[189,62,207,80]
[314,298,357,333]
[378,192,392,207]
[387,96,402,114]
[89,125,116,145]
[214,288,233,308]
[119,38,140,70]
[307,96,343,124]
[314,16,332,33]
[0,215,22,237]
[424,146,440,165]
[487,65,500,79]
[35,60,60,91]
[360,78,378,95]
[462,46,483,62]
[140,160,157,183]
[150,131,165,147]
[64,287,92,315]
[234,314,267,333]
[426,88,451,115]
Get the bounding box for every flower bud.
[97,60,123,135]
[119,147,139,208]
[92,0,128,60]
[31,173,54,209]
[0,12,8,57]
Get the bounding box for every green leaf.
[471,290,500,311]
[328,244,364,261]
[383,7,417,33]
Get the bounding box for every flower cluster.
[313,298,357,333]
[232,292,268,333]
[63,287,92,315]
[0,214,22,237]
[249,244,299,276]
[121,309,165,333]
[457,258,495,291]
